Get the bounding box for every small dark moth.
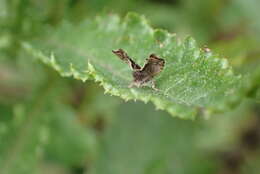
[112,49,165,90]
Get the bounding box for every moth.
[112,49,165,90]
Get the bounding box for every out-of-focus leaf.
[242,157,260,174]
[90,101,217,174]
[24,13,241,119]
[197,100,257,150]
[79,84,121,125]
[211,37,259,67]
[0,52,47,104]
[217,0,260,42]
[211,36,260,102]
[45,102,96,166]
[0,84,96,174]
[0,103,50,174]
[256,90,260,102]
[0,0,7,19]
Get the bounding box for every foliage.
[0,0,259,174]
[24,13,241,119]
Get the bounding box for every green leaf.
[0,0,7,20]
[45,102,97,167]
[211,36,260,102]
[0,103,50,174]
[0,83,96,173]
[24,13,241,119]
[90,101,217,174]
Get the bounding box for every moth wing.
[141,54,165,75]
[112,49,141,70]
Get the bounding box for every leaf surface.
[24,13,241,119]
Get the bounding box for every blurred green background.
[0,0,260,174]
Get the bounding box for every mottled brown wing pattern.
[112,49,165,90]
[141,54,165,77]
